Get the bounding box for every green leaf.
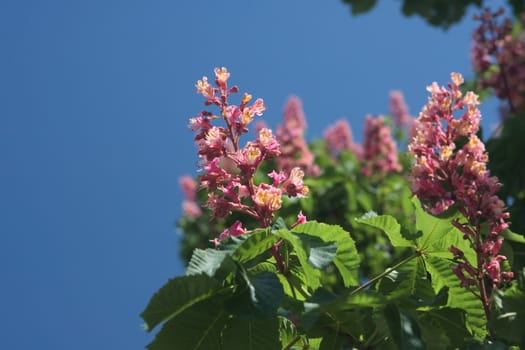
[417,308,470,349]
[146,298,228,350]
[490,282,525,348]
[140,275,222,332]
[356,213,415,248]
[424,255,487,338]
[278,316,299,349]
[303,236,338,269]
[340,290,388,309]
[377,256,436,304]
[231,229,281,264]
[275,228,321,290]
[186,249,232,278]
[413,198,454,248]
[292,221,360,287]
[227,271,285,319]
[319,331,344,350]
[222,316,281,350]
[248,271,284,317]
[412,197,477,265]
[384,303,425,350]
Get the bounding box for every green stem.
[282,335,301,350]
[349,252,418,297]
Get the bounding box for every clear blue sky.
[1,0,506,348]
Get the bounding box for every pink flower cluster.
[189,68,309,244]
[472,8,525,118]
[323,119,363,159]
[389,90,413,129]
[179,175,202,218]
[362,115,402,177]
[409,73,512,288]
[276,96,319,176]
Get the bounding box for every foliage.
[341,0,525,29]
[142,7,525,349]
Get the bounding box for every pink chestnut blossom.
[323,119,363,159]
[189,68,309,240]
[409,72,511,288]
[276,96,319,176]
[389,90,413,129]
[362,115,402,177]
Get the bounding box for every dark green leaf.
[222,316,281,350]
[146,298,228,350]
[342,0,378,15]
[319,331,344,350]
[141,275,222,332]
[490,282,525,348]
[424,255,487,338]
[228,271,284,319]
[384,303,425,350]
[417,308,470,349]
[186,249,232,277]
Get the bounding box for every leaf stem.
[349,252,418,296]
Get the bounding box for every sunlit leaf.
[302,236,338,269]
[231,229,280,264]
[292,221,360,286]
[356,214,415,248]
[275,228,321,290]
[377,256,436,304]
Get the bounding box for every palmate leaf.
[140,274,223,332]
[299,235,338,269]
[186,249,235,278]
[222,316,281,350]
[377,256,436,304]
[356,213,415,248]
[227,270,285,320]
[274,228,321,290]
[412,197,473,258]
[231,229,281,264]
[292,221,361,287]
[424,256,487,338]
[147,298,228,350]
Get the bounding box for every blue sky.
[1,0,506,348]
